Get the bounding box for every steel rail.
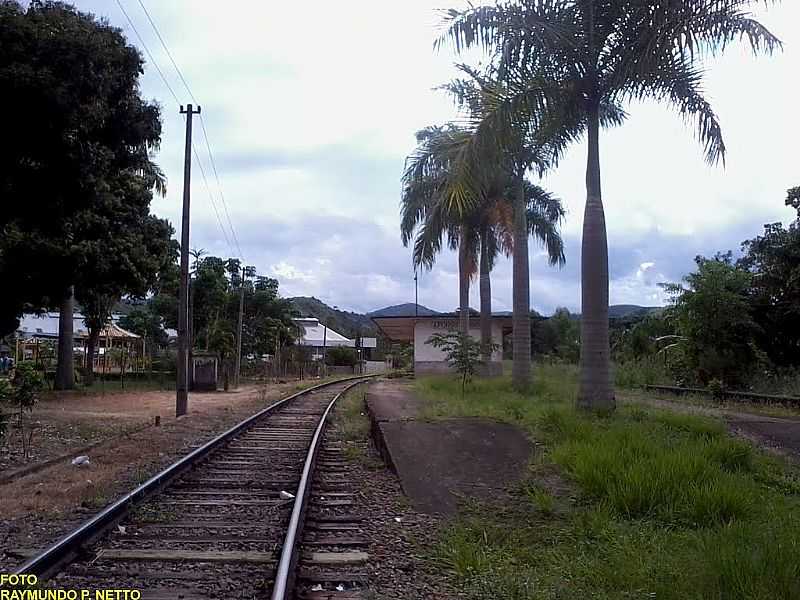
[270,378,369,600]
[14,374,377,579]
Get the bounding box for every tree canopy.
[0,0,166,337]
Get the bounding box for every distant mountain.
[288,297,377,338]
[552,305,662,321]
[368,303,439,318]
[608,304,663,319]
[287,298,663,338]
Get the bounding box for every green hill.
[288,297,377,338]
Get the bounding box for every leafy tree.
[207,316,236,390]
[173,258,299,385]
[663,254,759,386]
[610,312,673,363]
[533,308,581,363]
[119,306,170,357]
[738,221,800,367]
[0,1,165,391]
[786,186,800,217]
[439,0,780,410]
[191,257,230,350]
[76,210,174,384]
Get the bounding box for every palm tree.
[438,65,586,390]
[439,0,780,410]
[402,123,567,383]
[402,125,475,335]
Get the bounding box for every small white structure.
[293,317,354,361]
[372,309,511,376]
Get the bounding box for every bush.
[325,346,357,367]
[614,358,671,388]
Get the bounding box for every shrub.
[325,346,357,367]
[614,358,671,388]
[426,332,497,395]
[2,362,44,459]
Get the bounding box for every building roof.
[293,318,354,347]
[372,312,513,342]
[16,313,140,340]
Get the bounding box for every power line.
[135,0,198,105]
[114,0,180,105]
[199,114,244,259]
[134,0,244,262]
[191,142,236,258]
[117,0,243,261]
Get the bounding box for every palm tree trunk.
[54,286,75,390]
[511,175,531,391]
[479,224,492,363]
[578,102,615,411]
[458,234,470,335]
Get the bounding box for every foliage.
[787,186,800,217]
[1,362,44,458]
[119,307,169,354]
[738,221,800,367]
[386,343,413,370]
[663,254,759,385]
[417,365,800,599]
[5,362,43,411]
[437,0,779,408]
[0,1,166,336]
[325,346,357,367]
[532,308,580,362]
[402,113,567,390]
[426,332,497,394]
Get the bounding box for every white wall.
[414,319,503,363]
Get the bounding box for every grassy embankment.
[417,364,800,599]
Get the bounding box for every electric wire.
[135,0,245,262]
[117,0,243,262]
[114,0,180,106]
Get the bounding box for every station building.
[372,308,511,376]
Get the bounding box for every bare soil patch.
[0,379,324,570]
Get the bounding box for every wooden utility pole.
[322,324,327,377]
[176,104,201,417]
[234,265,255,389]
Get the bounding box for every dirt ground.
[0,378,326,569]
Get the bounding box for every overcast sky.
[72,1,799,315]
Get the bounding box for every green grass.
[417,364,800,599]
[331,386,383,470]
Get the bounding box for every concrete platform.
[366,380,531,515]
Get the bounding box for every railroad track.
[13,376,375,600]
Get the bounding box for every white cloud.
[71,0,799,314]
